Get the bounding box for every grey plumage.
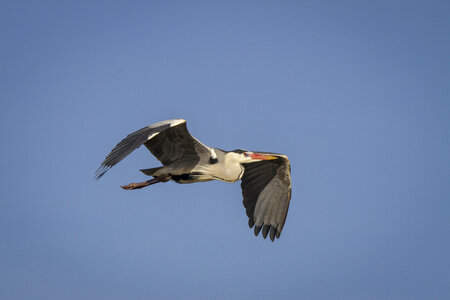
[96,119,292,242]
[95,120,208,179]
[241,156,291,241]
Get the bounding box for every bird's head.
[231,149,278,163]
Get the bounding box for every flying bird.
[96,119,291,241]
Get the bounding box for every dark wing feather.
[95,119,209,179]
[144,122,210,165]
[241,154,291,241]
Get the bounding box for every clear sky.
[1,1,449,299]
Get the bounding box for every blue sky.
[1,1,449,299]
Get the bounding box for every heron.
[96,119,291,241]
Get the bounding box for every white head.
[229,149,278,164]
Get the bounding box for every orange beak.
[249,153,277,160]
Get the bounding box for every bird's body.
[96,119,292,241]
[149,149,244,183]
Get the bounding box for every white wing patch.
[147,132,159,140]
[147,119,185,129]
[146,119,186,141]
[209,148,218,160]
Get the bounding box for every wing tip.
[251,220,282,242]
[254,225,262,236]
[94,164,110,180]
[262,225,270,239]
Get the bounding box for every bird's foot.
[121,182,145,190]
[121,178,160,190]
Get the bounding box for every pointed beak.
[249,153,278,160]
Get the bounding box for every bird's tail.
[140,167,163,176]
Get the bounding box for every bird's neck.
[224,152,244,164]
[214,152,244,182]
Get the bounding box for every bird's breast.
[209,162,244,183]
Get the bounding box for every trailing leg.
[121,177,164,190]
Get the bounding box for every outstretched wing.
[95,119,210,179]
[241,154,291,241]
